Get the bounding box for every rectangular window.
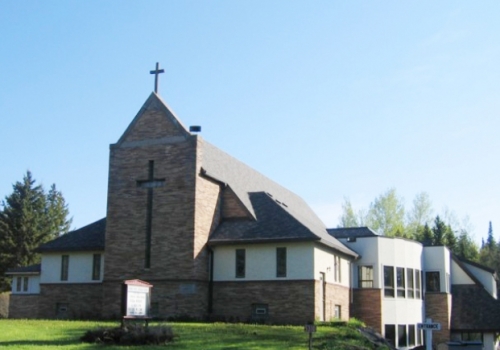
[398,325,407,347]
[61,255,69,281]
[415,269,421,298]
[235,249,245,278]
[384,266,395,297]
[397,267,405,297]
[334,256,341,282]
[16,277,21,292]
[276,247,286,277]
[385,324,396,347]
[426,271,440,292]
[409,324,415,346]
[334,305,341,319]
[92,254,101,280]
[416,326,422,345]
[358,266,374,288]
[407,268,414,298]
[23,277,29,292]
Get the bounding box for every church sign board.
[121,279,153,319]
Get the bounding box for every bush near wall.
[0,292,10,318]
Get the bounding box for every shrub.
[0,293,9,319]
[81,324,176,345]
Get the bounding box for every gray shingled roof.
[5,264,41,275]
[202,141,358,258]
[36,218,106,252]
[327,227,379,239]
[451,284,500,332]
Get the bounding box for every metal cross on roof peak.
[150,62,165,94]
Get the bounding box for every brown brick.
[350,288,383,333]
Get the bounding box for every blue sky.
[1,1,499,243]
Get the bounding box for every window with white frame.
[396,267,405,297]
[358,265,374,288]
[407,268,414,298]
[384,266,395,297]
[334,255,341,282]
[14,276,29,293]
[61,255,69,281]
[426,271,440,292]
[415,269,421,298]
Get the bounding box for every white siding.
[314,245,350,286]
[463,262,497,299]
[212,242,314,281]
[40,252,104,283]
[423,246,451,293]
[11,275,40,294]
[450,259,474,285]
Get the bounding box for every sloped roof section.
[115,92,191,147]
[327,227,379,239]
[5,264,41,275]
[451,284,500,332]
[37,218,106,252]
[202,140,358,258]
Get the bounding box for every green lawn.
[0,319,388,349]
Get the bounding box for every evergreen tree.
[432,216,447,246]
[0,171,71,290]
[455,229,479,261]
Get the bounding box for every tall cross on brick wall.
[150,62,165,94]
[137,160,165,268]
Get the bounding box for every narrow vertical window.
[398,325,407,347]
[426,271,440,292]
[384,266,395,297]
[23,277,29,292]
[334,305,341,319]
[276,247,286,277]
[358,266,374,288]
[385,324,396,347]
[407,268,414,298]
[235,249,245,278]
[334,256,341,282]
[61,255,69,281]
[92,254,101,280]
[397,267,405,297]
[16,277,21,292]
[408,324,415,346]
[415,269,421,298]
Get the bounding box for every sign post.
[304,324,317,350]
[417,318,441,350]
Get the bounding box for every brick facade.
[425,292,452,346]
[316,280,351,322]
[350,288,382,333]
[212,280,315,324]
[102,97,217,318]
[9,294,40,319]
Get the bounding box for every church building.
[6,71,500,349]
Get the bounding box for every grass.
[0,319,390,349]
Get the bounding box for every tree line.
[0,171,71,291]
[338,188,498,271]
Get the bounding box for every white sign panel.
[417,322,441,331]
[126,285,149,316]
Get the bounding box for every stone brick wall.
[37,284,103,319]
[425,292,452,346]
[212,280,315,324]
[9,294,39,319]
[316,280,350,321]
[351,288,382,333]
[221,187,251,219]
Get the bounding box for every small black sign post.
[304,324,317,350]
[121,279,153,327]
